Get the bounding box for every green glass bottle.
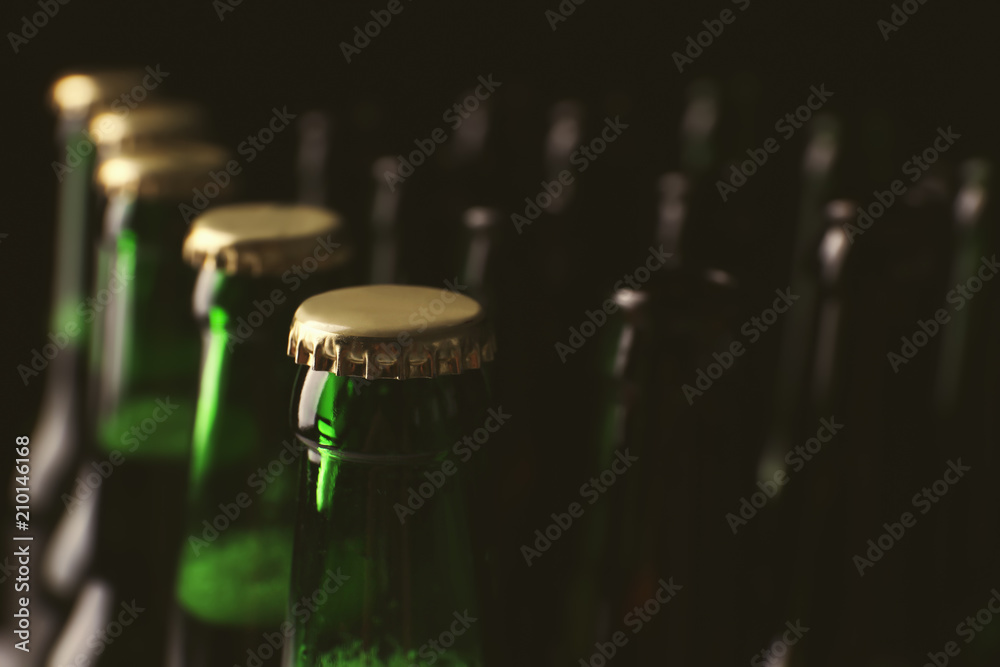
[22,92,209,667]
[5,74,177,667]
[29,70,146,521]
[285,285,495,666]
[169,203,350,667]
[557,288,653,662]
[44,144,232,667]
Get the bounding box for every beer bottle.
[285,285,494,666]
[170,204,350,666]
[757,113,842,495]
[928,160,998,663]
[28,70,148,519]
[760,202,855,665]
[43,144,232,666]
[556,287,652,662]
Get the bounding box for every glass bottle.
[169,203,351,666]
[285,285,495,666]
[28,70,146,522]
[43,144,232,667]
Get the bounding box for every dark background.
[2,0,1000,665]
[3,0,997,420]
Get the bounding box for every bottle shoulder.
[291,368,490,459]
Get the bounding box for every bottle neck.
[293,370,490,459]
[90,194,200,458]
[52,118,98,337]
[175,268,342,633]
[289,369,490,665]
[187,268,302,491]
[28,120,100,514]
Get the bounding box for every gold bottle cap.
[90,102,206,152]
[49,70,145,116]
[183,204,349,276]
[288,285,495,380]
[96,143,230,200]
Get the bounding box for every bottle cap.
[96,143,230,200]
[50,70,145,116]
[89,102,206,154]
[184,203,349,276]
[288,285,494,380]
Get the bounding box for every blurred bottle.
[677,79,720,183]
[765,113,841,449]
[934,159,992,419]
[556,287,652,662]
[556,161,745,664]
[748,118,843,631]
[1,87,206,667]
[24,70,150,528]
[296,111,331,208]
[169,203,350,667]
[533,99,586,297]
[284,285,494,666]
[928,160,999,665]
[761,202,855,666]
[440,83,496,213]
[458,206,502,311]
[43,144,232,667]
[368,156,403,284]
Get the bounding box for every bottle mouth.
[298,433,447,467]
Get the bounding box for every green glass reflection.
[176,527,292,626]
[191,303,231,488]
